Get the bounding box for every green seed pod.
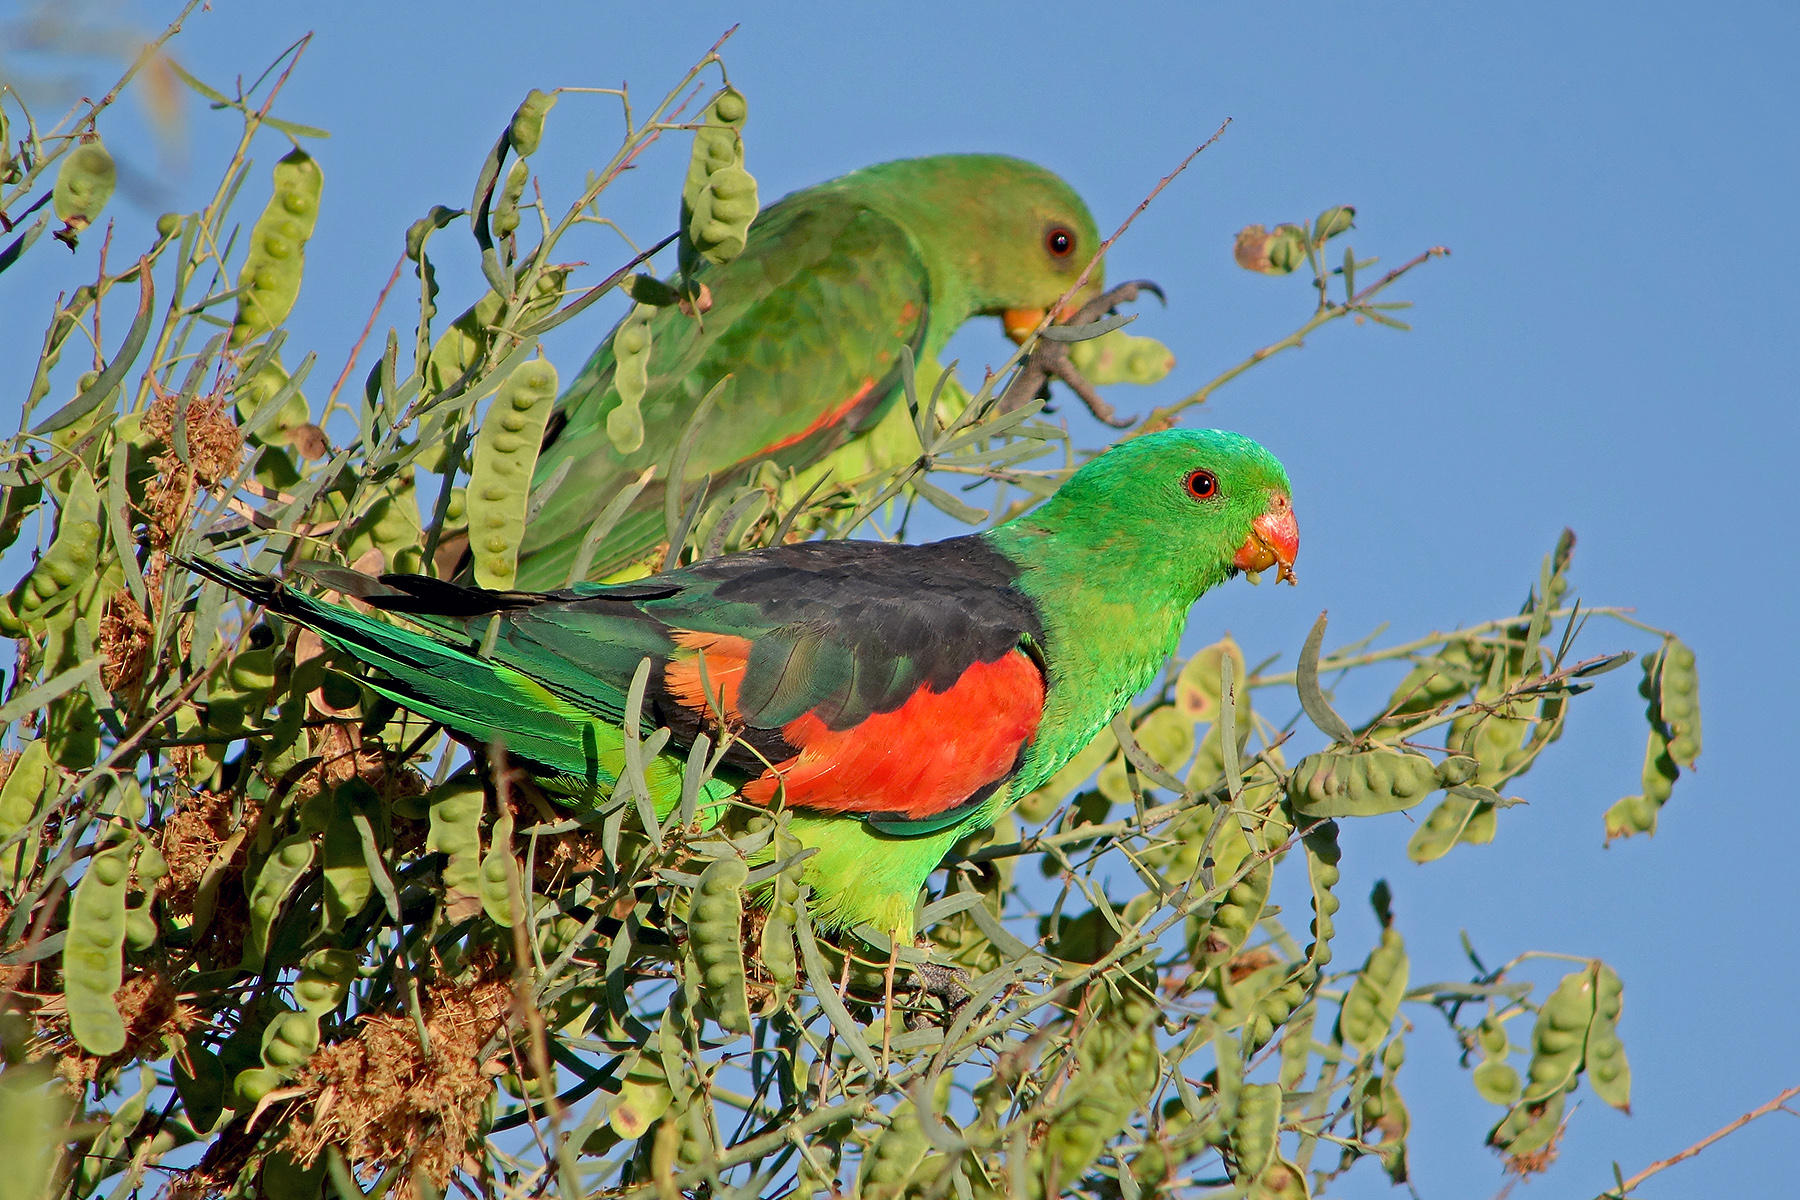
[425,780,485,920]
[1603,791,1660,842]
[860,1098,932,1200]
[1301,820,1341,968]
[260,1008,321,1070]
[0,740,53,887]
[1230,1082,1281,1181]
[1175,636,1248,724]
[1311,205,1356,244]
[468,358,558,589]
[321,781,378,934]
[1488,1088,1567,1158]
[1066,328,1177,387]
[1287,748,1438,818]
[230,148,323,347]
[479,804,522,927]
[1249,1157,1310,1200]
[4,516,100,633]
[758,823,802,999]
[345,476,423,573]
[155,211,183,238]
[1436,755,1479,786]
[1278,1002,1315,1091]
[294,948,359,1015]
[1522,968,1595,1102]
[688,857,750,1035]
[1337,927,1408,1059]
[1473,1057,1523,1106]
[1267,224,1308,273]
[609,1052,675,1140]
[1657,639,1701,766]
[124,898,158,953]
[232,1065,284,1109]
[52,138,116,233]
[492,158,529,238]
[1584,963,1631,1112]
[242,833,315,971]
[606,304,655,455]
[64,836,133,1054]
[509,88,557,156]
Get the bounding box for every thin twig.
[1602,1085,1800,1197]
[325,251,407,408]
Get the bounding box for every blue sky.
[3,2,1797,1195]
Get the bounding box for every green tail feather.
[187,560,723,816]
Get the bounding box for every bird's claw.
[907,961,975,1030]
[997,278,1164,427]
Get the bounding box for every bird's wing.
[516,193,933,589]
[489,538,1047,831]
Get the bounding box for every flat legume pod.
[468,359,558,588]
[64,836,134,1054]
[242,833,315,971]
[605,305,654,454]
[688,857,751,1035]
[230,149,324,347]
[1337,926,1408,1058]
[53,138,116,234]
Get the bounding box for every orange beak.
[1002,300,1086,344]
[1233,494,1299,585]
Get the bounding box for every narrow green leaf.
[1297,611,1356,742]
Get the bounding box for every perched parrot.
[191,429,1297,938]
[511,153,1147,591]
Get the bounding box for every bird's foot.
[907,961,975,1030]
[996,278,1164,427]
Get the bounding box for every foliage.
[0,18,1700,1200]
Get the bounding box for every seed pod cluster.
[1229,1081,1281,1181]
[1066,328,1176,386]
[230,148,324,347]
[64,834,134,1054]
[604,304,655,455]
[688,856,751,1035]
[1286,747,1438,818]
[492,159,530,239]
[468,358,558,589]
[680,87,759,269]
[294,948,359,1014]
[52,137,116,241]
[1337,926,1408,1059]
[1521,968,1594,1104]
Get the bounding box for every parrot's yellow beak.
[1233,493,1299,585]
[1001,300,1086,345]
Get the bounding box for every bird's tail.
[180,558,696,808]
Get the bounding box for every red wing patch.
[663,630,754,724]
[743,649,1043,820]
[666,631,1045,822]
[751,377,877,460]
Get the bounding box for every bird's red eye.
[1045,226,1074,257]
[1185,469,1218,501]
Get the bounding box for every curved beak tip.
[1233,499,1299,586]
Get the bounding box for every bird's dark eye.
[1045,226,1074,258]
[1185,469,1218,501]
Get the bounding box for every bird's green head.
[997,428,1298,598]
[843,154,1104,330]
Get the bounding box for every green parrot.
[190,429,1298,938]
[511,153,1157,590]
